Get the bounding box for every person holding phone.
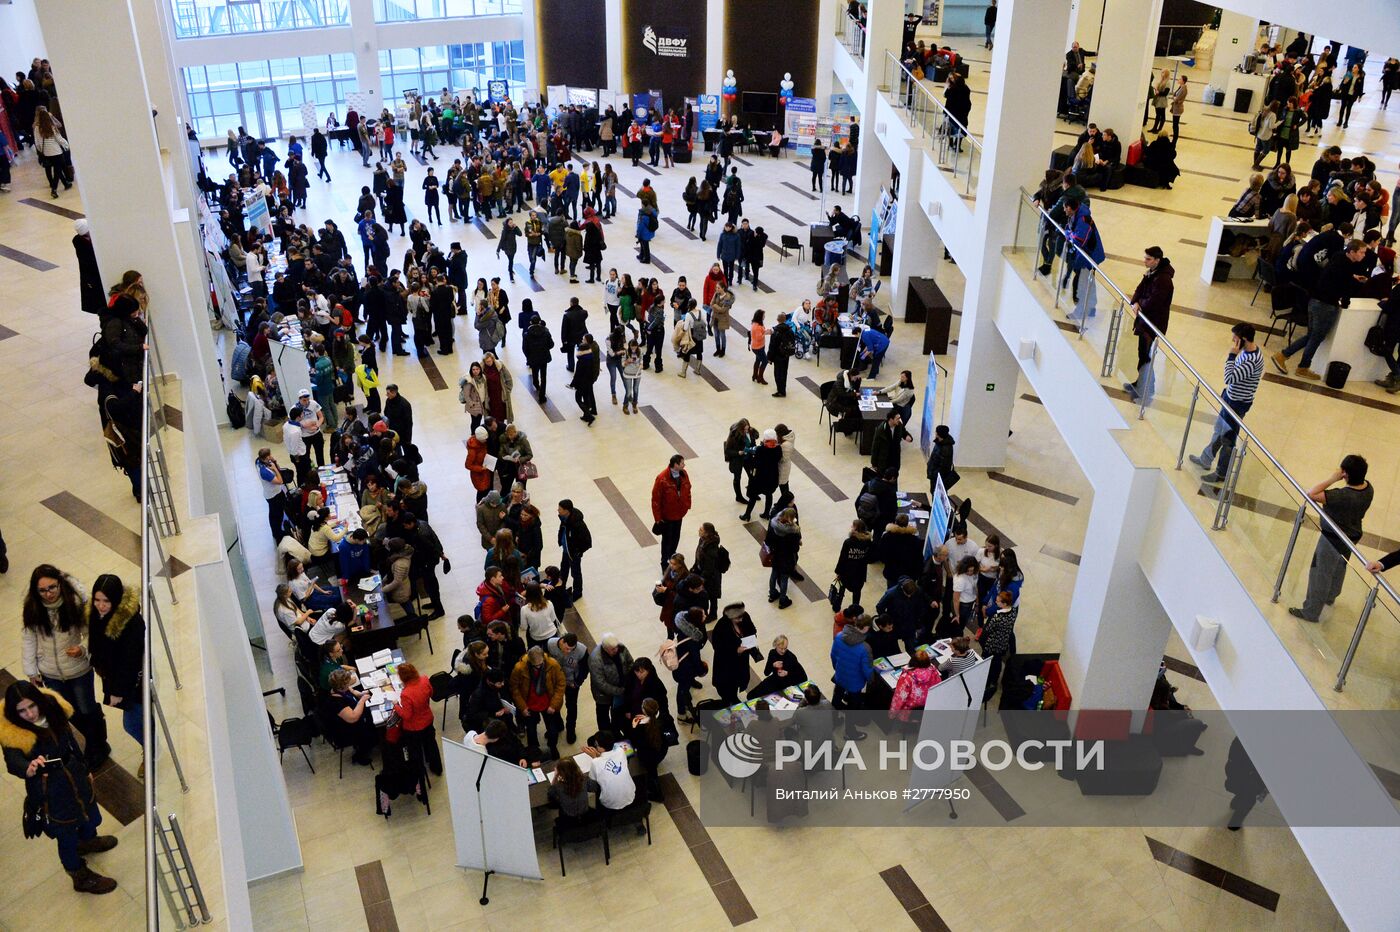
[1,681,119,894]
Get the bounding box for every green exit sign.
[985,383,995,391]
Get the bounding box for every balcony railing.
[840,14,867,63]
[1010,190,1400,708]
[882,50,981,200]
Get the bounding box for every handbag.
[828,578,844,612]
[22,788,47,839]
[759,542,773,568]
[517,461,539,481]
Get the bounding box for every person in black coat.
[861,468,899,549]
[746,636,808,700]
[809,139,827,192]
[383,385,413,448]
[86,575,144,747]
[834,520,874,609]
[430,280,456,355]
[523,316,555,402]
[944,73,973,149]
[877,515,924,586]
[1,682,118,893]
[623,657,670,720]
[741,431,782,521]
[310,128,330,181]
[556,499,592,599]
[711,603,761,704]
[926,424,958,494]
[870,411,913,479]
[72,221,105,316]
[462,667,512,733]
[572,334,601,424]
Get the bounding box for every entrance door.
[239,87,280,141]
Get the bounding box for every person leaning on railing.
[1289,456,1373,623]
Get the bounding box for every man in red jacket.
[650,454,692,571]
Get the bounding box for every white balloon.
[784,72,792,81]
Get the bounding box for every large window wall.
[373,0,522,21]
[183,55,358,140]
[170,0,351,38]
[378,41,524,102]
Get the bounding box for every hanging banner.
[696,94,720,132]
[919,351,938,458]
[868,208,881,272]
[924,474,953,560]
[488,79,509,103]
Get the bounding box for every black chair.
[779,234,804,264]
[602,797,653,851]
[314,707,370,778]
[270,712,317,773]
[396,611,435,654]
[430,671,457,732]
[815,331,843,368]
[817,380,836,425]
[552,813,608,876]
[1251,255,1276,306]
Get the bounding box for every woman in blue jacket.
[636,205,657,264]
[716,223,741,282]
[1062,197,1105,324]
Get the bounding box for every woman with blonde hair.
[32,106,72,198]
[1265,193,1299,259]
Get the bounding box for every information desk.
[321,465,400,652]
[1309,296,1388,384]
[864,640,977,709]
[522,742,641,809]
[1199,215,1270,284]
[353,647,406,726]
[853,386,893,455]
[896,491,932,545]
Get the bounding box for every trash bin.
[1325,361,1351,389]
[1234,87,1253,113]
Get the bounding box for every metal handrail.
[884,50,981,156]
[1020,187,1400,607]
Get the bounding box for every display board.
[905,655,992,802]
[443,738,542,882]
[697,94,720,133]
[925,474,952,560]
[299,101,318,134]
[207,251,240,332]
[919,351,939,458]
[345,92,375,120]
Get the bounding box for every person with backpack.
[556,499,592,600]
[1249,101,1279,172]
[693,522,729,618]
[856,467,898,549]
[664,606,709,724]
[636,203,658,264]
[676,300,706,378]
[768,312,797,397]
[643,296,668,373]
[522,314,555,404]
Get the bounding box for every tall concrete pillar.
[1087,0,1163,139]
[1208,12,1261,92]
[605,0,624,93]
[1060,465,1173,713]
[889,144,942,314]
[946,0,1072,468]
[852,0,904,221]
[347,0,382,111]
[519,0,541,97]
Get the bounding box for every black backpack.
[226,390,246,428]
[716,545,731,574]
[855,487,881,525]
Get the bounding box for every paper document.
[573,753,593,774]
[482,454,498,471]
[907,509,930,520]
[530,767,547,784]
[372,649,392,665]
[355,657,377,675]
[881,670,900,688]
[885,652,910,669]
[739,635,758,651]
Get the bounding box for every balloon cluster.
[722,69,738,103]
[779,72,794,106]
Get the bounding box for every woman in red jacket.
[392,663,441,775]
[464,426,492,501]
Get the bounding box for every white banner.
[443,739,542,882]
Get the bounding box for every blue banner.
[487,79,509,103]
[786,97,816,114]
[868,209,880,273]
[697,94,720,132]
[919,351,938,458]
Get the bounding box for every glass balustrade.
[882,52,980,199]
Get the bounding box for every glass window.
[238,60,270,84]
[170,0,351,39]
[185,54,354,138]
[372,0,522,23]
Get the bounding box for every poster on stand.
[868,208,881,273]
[924,474,953,560]
[299,102,318,134]
[697,94,720,133]
[488,79,509,103]
[919,351,939,457]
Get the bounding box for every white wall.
[0,0,46,74]
[1222,0,1400,57]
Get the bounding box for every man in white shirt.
[283,403,311,483]
[945,523,980,569]
[582,731,635,810]
[297,388,326,466]
[791,299,814,329]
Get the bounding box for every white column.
[33,0,250,584]
[946,0,1072,468]
[706,0,725,95]
[852,0,903,221]
[129,0,177,149]
[605,0,624,93]
[1059,465,1173,713]
[814,0,838,107]
[1208,11,1261,92]
[518,0,540,99]
[889,145,939,311]
[347,0,382,110]
[1071,0,1106,51]
[1087,0,1163,138]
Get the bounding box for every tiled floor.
[3,23,1388,929]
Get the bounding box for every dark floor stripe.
[639,163,661,176]
[659,774,757,926]
[0,243,57,271]
[1263,370,1400,416]
[1162,655,1205,683]
[765,203,806,227]
[732,156,753,167]
[741,521,824,603]
[534,389,566,423]
[1038,543,1081,566]
[731,318,750,340]
[780,181,819,202]
[1145,836,1280,911]
[1196,485,1400,554]
[42,491,141,565]
[1020,392,1043,405]
[1180,166,1245,181]
[617,184,637,199]
[753,278,775,295]
[472,218,497,240]
[19,197,85,220]
[693,363,730,393]
[0,323,19,341]
[965,762,1025,821]
[1088,194,1203,220]
[987,471,1079,505]
[794,161,810,170]
[411,150,428,165]
[639,404,699,459]
[355,860,400,932]
[763,240,785,256]
[562,606,596,651]
[645,253,673,274]
[1054,319,1078,333]
[879,865,951,932]
[161,405,184,431]
[790,448,847,502]
[418,352,448,391]
[1175,304,1283,336]
[947,494,1015,549]
[664,217,698,240]
[798,375,824,398]
[593,476,656,547]
[514,265,545,292]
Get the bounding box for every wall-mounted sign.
[643,24,690,58]
[487,80,509,102]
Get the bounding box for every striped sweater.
[1223,347,1263,405]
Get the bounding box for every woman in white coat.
[774,423,796,515]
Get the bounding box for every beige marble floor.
[0,24,1386,927]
